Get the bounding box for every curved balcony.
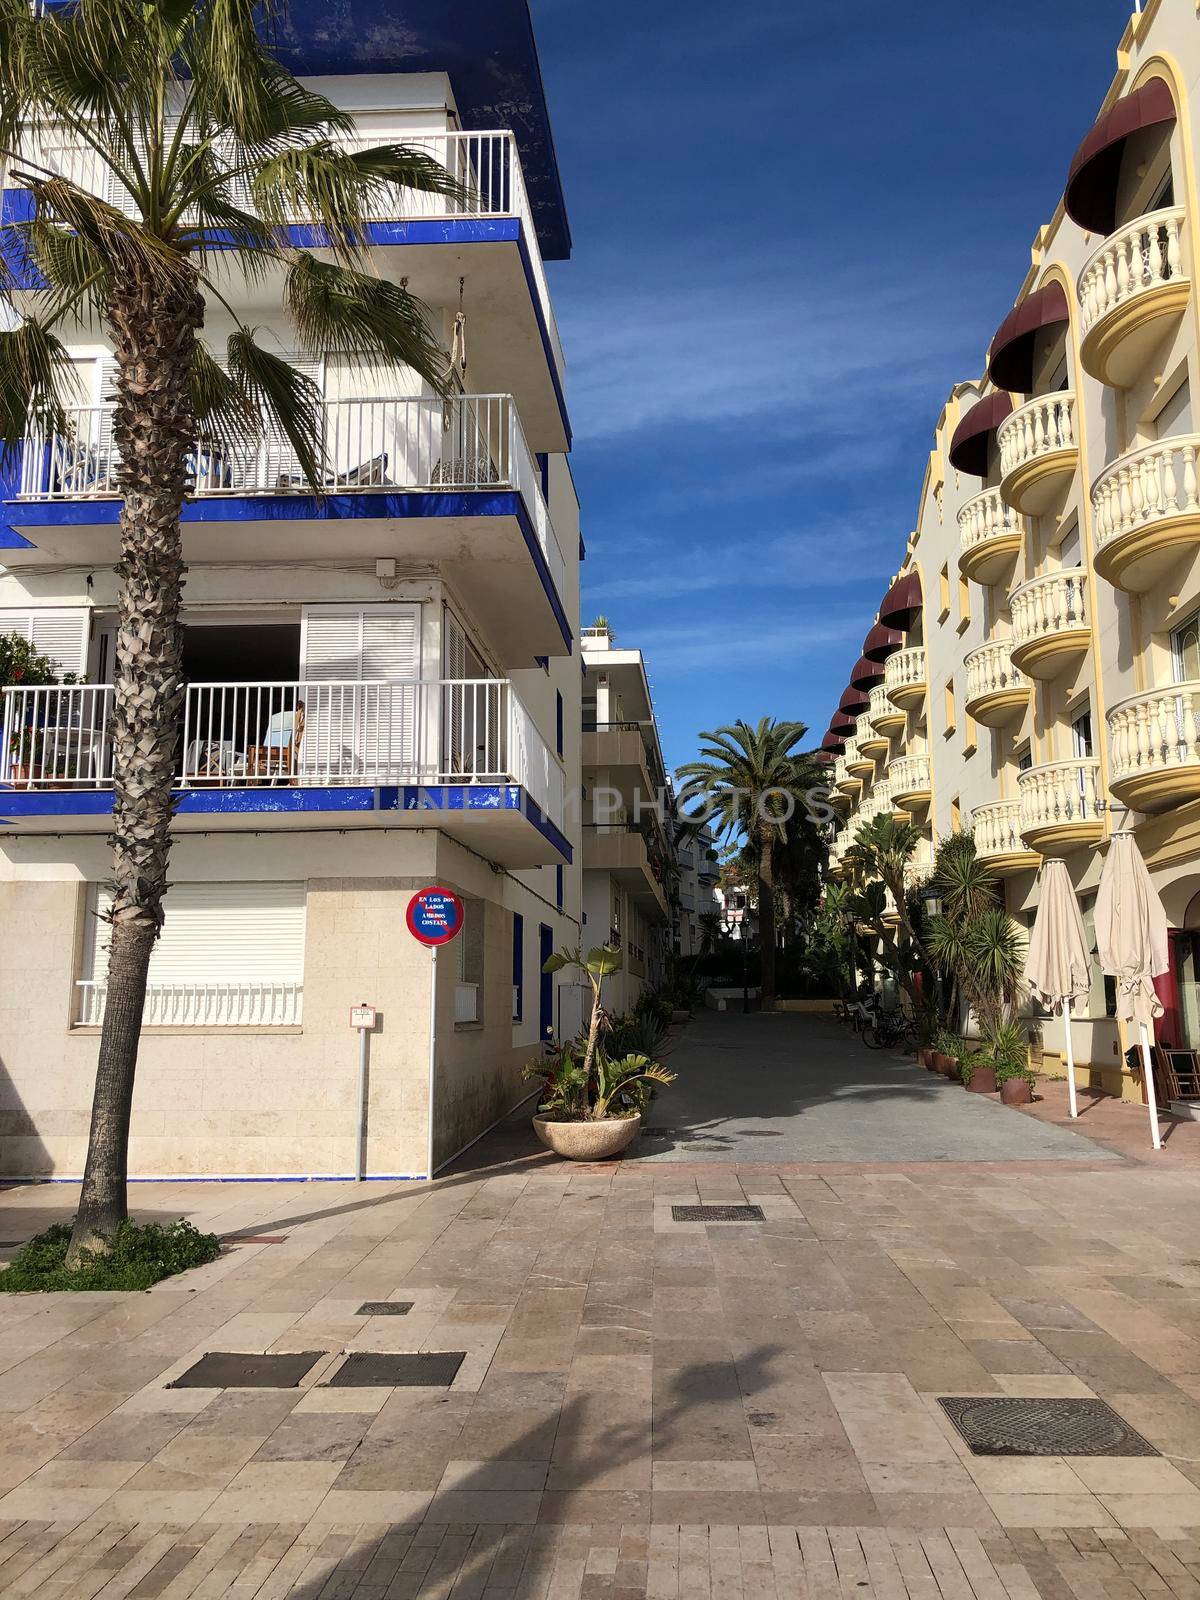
[972,799,1040,876]
[997,392,1078,515]
[1018,758,1103,853]
[836,742,863,794]
[883,646,927,712]
[846,729,876,778]
[959,488,1025,585]
[1009,569,1090,679]
[857,706,889,758]
[868,681,905,735]
[1108,681,1200,812]
[888,752,931,810]
[964,640,1031,728]
[1091,434,1200,592]
[1078,207,1189,387]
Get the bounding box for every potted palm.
[526,945,676,1160]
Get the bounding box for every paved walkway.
[1,1015,1200,1595]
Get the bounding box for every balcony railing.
[964,639,1030,723]
[1108,680,1200,803]
[22,127,563,370]
[1078,206,1186,348]
[972,799,1033,867]
[19,392,566,602]
[75,979,302,1028]
[1018,758,1103,844]
[883,647,926,706]
[888,752,931,802]
[1010,570,1089,670]
[959,487,1023,580]
[1090,433,1200,589]
[998,392,1076,481]
[1,677,563,828]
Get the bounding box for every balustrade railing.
[837,739,863,782]
[1018,758,1103,839]
[1010,569,1088,653]
[964,639,1030,707]
[959,487,1024,567]
[888,752,931,797]
[883,647,926,703]
[1108,680,1200,792]
[1078,206,1186,342]
[867,683,896,730]
[972,799,1027,861]
[998,392,1076,480]
[1091,433,1200,562]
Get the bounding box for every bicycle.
[861,1008,916,1051]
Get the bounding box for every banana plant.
[541,944,623,1086]
[594,1054,677,1119]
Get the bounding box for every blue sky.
[534,0,1133,774]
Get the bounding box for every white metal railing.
[883,646,926,704]
[19,392,566,602]
[1078,206,1187,344]
[75,979,302,1028]
[2,678,564,826]
[973,799,1029,862]
[1108,679,1200,792]
[998,392,1076,483]
[1011,569,1088,655]
[22,127,563,371]
[959,487,1024,567]
[1018,758,1103,840]
[965,639,1030,709]
[1091,433,1200,564]
[888,752,930,798]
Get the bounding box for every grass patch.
[0,1218,222,1292]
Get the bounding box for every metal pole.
[1063,998,1078,1119]
[1139,1020,1163,1151]
[426,946,438,1180]
[355,1018,369,1181]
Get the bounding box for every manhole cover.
[327,1352,466,1387]
[938,1396,1159,1457]
[671,1204,765,1223]
[168,1352,324,1389]
[357,1301,414,1316]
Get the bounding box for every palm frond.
[0,316,77,441]
[11,218,108,322]
[18,176,188,287]
[191,341,259,450]
[225,328,325,490]
[284,253,448,392]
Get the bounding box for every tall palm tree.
[677,718,818,1007]
[843,814,931,1015]
[0,0,458,1262]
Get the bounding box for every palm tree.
[677,718,819,1006]
[843,814,932,1015]
[0,0,458,1262]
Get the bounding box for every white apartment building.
[673,825,720,959]
[827,0,1200,1098]
[579,625,672,1014]
[0,2,585,1177]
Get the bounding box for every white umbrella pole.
[1138,1021,1163,1151]
[1063,999,1078,1119]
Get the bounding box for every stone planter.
[533,1114,641,1161]
[999,1078,1032,1106]
[967,1066,997,1095]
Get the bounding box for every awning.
[818,735,843,755]
[849,653,886,690]
[862,621,903,663]
[878,570,922,632]
[948,391,1014,477]
[839,686,869,715]
[1065,79,1176,236]
[987,281,1071,393]
[829,710,856,734]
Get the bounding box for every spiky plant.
[677,718,822,1006]
[0,0,459,1263]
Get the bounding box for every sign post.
[349,1003,378,1181]
[406,888,466,1180]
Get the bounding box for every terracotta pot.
[533,1114,641,1161]
[967,1066,997,1095]
[918,1046,933,1069]
[999,1078,1032,1106]
[933,1052,954,1076]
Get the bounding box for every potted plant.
[931,1029,960,1076]
[992,1022,1034,1104]
[961,1051,997,1095]
[525,944,676,1160]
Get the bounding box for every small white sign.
[350,1004,378,1031]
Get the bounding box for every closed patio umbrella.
[1095,831,1169,1150]
[1025,859,1091,1119]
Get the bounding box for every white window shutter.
[0,609,90,676]
[300,605,421,780]
[85,882,306,986]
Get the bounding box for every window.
[963,712,977,755]
[78,881,305,1027]
[1153,377,1192,439]
[556,864,564,909]
[957,574,971,632]
[1071,710,1093,759]
[456,899,484,1024]
[1173,613,1200,682]
[1057,523,1082,569]
[511,912,523,1022]
[950,795,961,832]
[944,678,956,735]
[555,691,564,756]
[1016,742,1033,772]
[0,609,90,678]
[938,564,951,621]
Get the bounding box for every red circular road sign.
[406,886,465,946]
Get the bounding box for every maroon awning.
[829,710,856,734]
[987,281,1071,393]
[849,653,885,690]
[948,391,1014,477]
[878,571,922,632]
[839,686,869,715]
[820,732,844,754]
[1065,79,1176,236]
[814,745,837,763]
[862,621,903,663]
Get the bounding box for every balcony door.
[300,605,421,782]
[442,612,504,781]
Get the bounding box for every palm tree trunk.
[758,831,776,1007]
[68,269,202,1265]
